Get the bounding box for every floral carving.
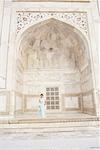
[17,11,88,35]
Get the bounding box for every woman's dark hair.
[40,94,43,96]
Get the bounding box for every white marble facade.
[0,0,100,120]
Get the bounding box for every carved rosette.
[17,12,88,35]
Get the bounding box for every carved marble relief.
[19,18,88,72]
[27,29,77,70]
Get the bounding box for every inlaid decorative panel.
[0,91,9,115]
[0,95,7,112]
[64,96,79,110]
[17,11,88,35]
[15,94,23,113]
[0,77,6,89]
[46,87,60,110]
[83,92,94,109]
[24,95,39,112]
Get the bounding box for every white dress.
[39,98,46,118]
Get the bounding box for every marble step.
[0,117,99,132]
[0,115,99,123]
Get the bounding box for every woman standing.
[38,94,46,118]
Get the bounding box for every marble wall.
[0,0,99,117]
[15,59,24,92]
[80,65,95,115]
[0,0,11,89]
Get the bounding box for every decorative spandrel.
[17,12,88,35]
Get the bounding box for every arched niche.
[15,18,94,115]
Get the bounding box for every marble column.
[90,1,100,116]
[0,0,15,117]
[0,0,12,89]
[0,0,5,88]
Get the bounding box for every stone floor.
[0,128,100,150]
